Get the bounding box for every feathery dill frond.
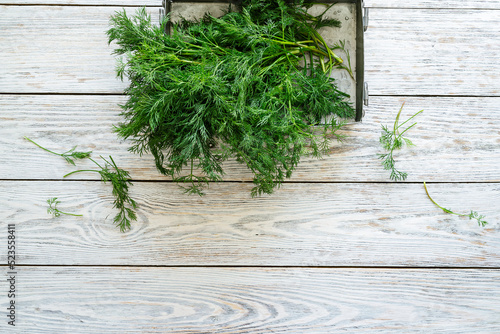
[64,156,137,232]
[47,197,82,217]
[378,103,423,181]
[107,1,355,196]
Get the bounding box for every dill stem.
[313,33,342,64]
[24,136,61,156]
[397,109,424,131]
[423,182,464,217]
[397,122,418,139]
[264,36,331,58]
[89,157,104,169]
[63,169,101,178]
[393,103,404,135]
[319,56,326,73]
[58,211,83,217]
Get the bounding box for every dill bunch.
[107,0,355,196]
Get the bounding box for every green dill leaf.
[46,197,82,218]
[378,104,422,181]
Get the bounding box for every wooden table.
[1,0,499,332]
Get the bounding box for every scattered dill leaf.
[64,156,137,232]
[47,197,82,217]
[24,136,92,166]
[378,103,423,181]
[26,136,137,232]
[423,182,488,227]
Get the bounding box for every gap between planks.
[2,93,500,98]
[2,179,500,184]
[2,264,500,269]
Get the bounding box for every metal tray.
[160,0,368,121]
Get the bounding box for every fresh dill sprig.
[378,103,423,181]
[25,136,137,231]
[24,136,92,165]
[332,40,353,79]
[64,156,137,232]
[107,1,355,197]
[47,197,83,217]
[423,182,488,227]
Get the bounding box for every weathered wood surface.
[365,8,500,96]
[2,0,498,9]
[3,94,499,182]
[0,0,159,4]
[0,181,498,266]
[0,5,130,94]
[1,266,499,333]
[1,2,499,332]
[365,0,500,9]
[1,6,499,96]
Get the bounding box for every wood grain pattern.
[1,0,498,9]
[0,5,129,93]
[365,0,500,9]
[1,266,499,333]
[1,6,499,95]
[1,2,499,333]
[365,8,500,96]
[0,0,159,4]
[3,94,499,182]
[0,181,498,266]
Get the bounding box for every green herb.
[64,156,137,232]
[107,0,355,196]
[47,197,82,217]
[423,182,488,227]
[24,136,92,166]
[25,137,137,232]
[378,103,423,181]
[332,40,353,79]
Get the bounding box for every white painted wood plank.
[0,5,128,93]
[365,8,500,96]
[0,181,498,266]
[3,95,499,182]
[2,6,499,95]
[1,0,498,9]
[0,0,159,4]
[0,4,230,94]
[365,0,500,9]
[1,267,499,333]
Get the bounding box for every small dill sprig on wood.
[423,182,488,227]
[47,197,82,217]
[25,136,137,232]
[378,103,423,181]
[24,136,92,165]
[64,156,137,232]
